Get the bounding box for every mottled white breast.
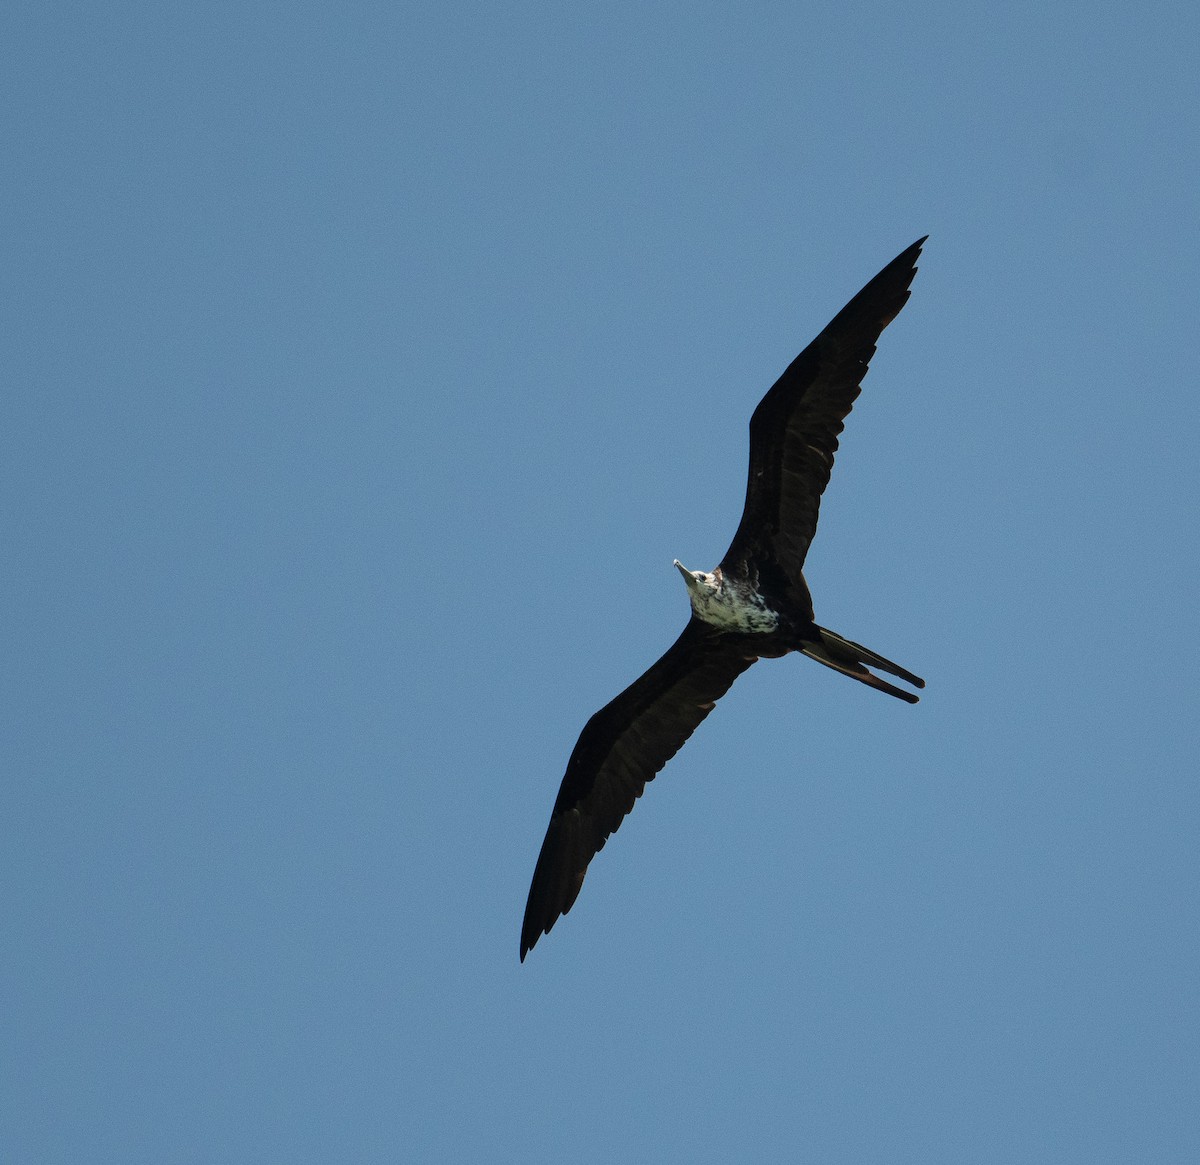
[688,578,780,634]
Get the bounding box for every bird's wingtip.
[519,922,539,962]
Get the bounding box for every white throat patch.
[677,564,780,633]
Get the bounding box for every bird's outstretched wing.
[521,618,760,960]
[720,237,925,588]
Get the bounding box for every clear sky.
[4,2,1198,1162]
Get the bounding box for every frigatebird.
[520,238,927,961]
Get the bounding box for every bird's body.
[521,238,929,961]
[671,564,780,634]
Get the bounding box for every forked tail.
[800,626,925,703]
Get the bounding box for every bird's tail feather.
[801,627,924,703]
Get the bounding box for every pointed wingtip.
[887,236,927,272]
[896,236,927,267]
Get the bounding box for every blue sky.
[4,2,1198,1161]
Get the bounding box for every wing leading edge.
[520,619,760,960]
[721,237,926,584]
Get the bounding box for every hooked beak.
[673,560,698,591]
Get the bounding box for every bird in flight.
[521,238,928,961]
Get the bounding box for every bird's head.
[673,560,722,608]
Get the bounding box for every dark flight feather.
[721,237,926,590]
[520,619,759,960]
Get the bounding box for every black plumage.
[521,238,928,961]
